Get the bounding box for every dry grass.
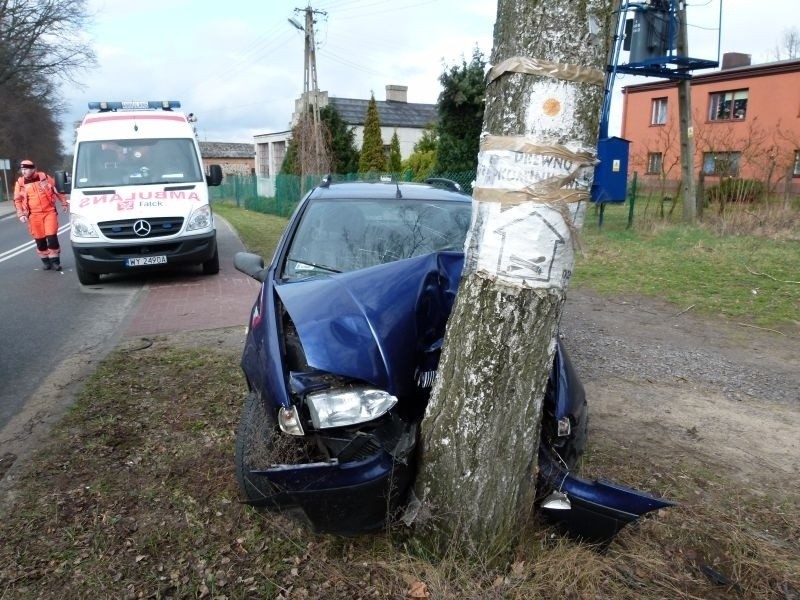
[1,334,797,599]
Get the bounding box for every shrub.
[705,178,766,204]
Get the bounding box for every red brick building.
[620,55,800,196]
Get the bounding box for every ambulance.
[55,100,223,285]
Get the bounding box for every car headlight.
[70,214,98,238]
[187,204,213,231]
[306,387,398,429]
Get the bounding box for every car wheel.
[202,247,220,275]
[75,263,100,285]
[234,392,281,505]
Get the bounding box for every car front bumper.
[249,444,415,535]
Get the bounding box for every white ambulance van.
[55,100,223,285]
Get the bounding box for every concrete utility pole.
[677,1,696,222]
[290,5,329,185]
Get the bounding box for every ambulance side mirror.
[206,164,223,187]
[54,171,72,194]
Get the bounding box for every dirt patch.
[561,288,799,490]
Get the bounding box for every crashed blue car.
[234,178,671,542]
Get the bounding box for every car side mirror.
[206,164,223,187]
[234,251,268,282]
[54,171,72,194]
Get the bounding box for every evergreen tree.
[401,125,438,181]
[388,130,402,173]
[320,104,359,174]
[434,48,487,174]
[358,93,386,173]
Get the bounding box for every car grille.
[338,435,382,463]
[98,217,184,240]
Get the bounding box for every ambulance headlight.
[70,214,99,238]
[187,204,213,231]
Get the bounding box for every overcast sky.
[60,0,796,149]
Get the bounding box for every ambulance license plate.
[126,256,167,267]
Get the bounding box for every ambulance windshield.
[73,138,204,188]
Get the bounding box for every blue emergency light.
[88,100,181,112]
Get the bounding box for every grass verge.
[0,337,796,598]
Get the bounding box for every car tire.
[202,247,220,275]
[234,391,280,505]
[75,262,100,285]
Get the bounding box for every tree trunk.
[412,0,614,559]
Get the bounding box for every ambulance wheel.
[76,263,100,285]
[202,247,219,275]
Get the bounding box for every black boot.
[51,256,62,271]
[41,257,52,270]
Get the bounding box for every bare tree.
[772,27,800,61]
[0,0,95,88]
[411,0,614,559]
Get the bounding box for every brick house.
[620,54,800,195]
[198,141,255,176]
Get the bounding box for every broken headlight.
[306,387,398,429]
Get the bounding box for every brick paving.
[124,271,260,336]
[124,215,262,336]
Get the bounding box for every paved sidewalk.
[124,217,261,337]
[124,271,260,336]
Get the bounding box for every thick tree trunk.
[412,0,614,558]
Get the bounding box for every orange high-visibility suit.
[14,168,69,269]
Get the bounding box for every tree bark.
[412,0,614,559]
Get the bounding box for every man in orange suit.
[14,159,69,271]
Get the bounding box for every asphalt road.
[0,201,140,431]
[0,199,257,433]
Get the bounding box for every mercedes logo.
[133,220,152,237]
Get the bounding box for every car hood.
[274,252,463,396]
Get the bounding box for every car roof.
[305,180,471,203]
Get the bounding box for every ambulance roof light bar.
[87,100,181,112]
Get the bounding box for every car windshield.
[281,199,472,279]
[73,138,204,188]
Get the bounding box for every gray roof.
[329,97,437,129]
[199,142,254,159]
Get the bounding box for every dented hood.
[274,252,463,395]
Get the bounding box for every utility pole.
[289,5,329,188]
[677,0,696,222]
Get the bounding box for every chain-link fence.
[210,171,478,217]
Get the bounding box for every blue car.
[234,178,671,541]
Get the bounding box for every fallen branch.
[744,264,800,284]
[736,322,785,336]
[673,304,695,317]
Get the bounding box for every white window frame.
[651,97,668,125]
[647,152,663,175]
[702,151,741,176]
[708,89,749,121]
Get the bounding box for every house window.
[708,89,748,121]
[794,150,800,177]
[702,151,741,176]
[651,98,667,125]
[647,152,663,175]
